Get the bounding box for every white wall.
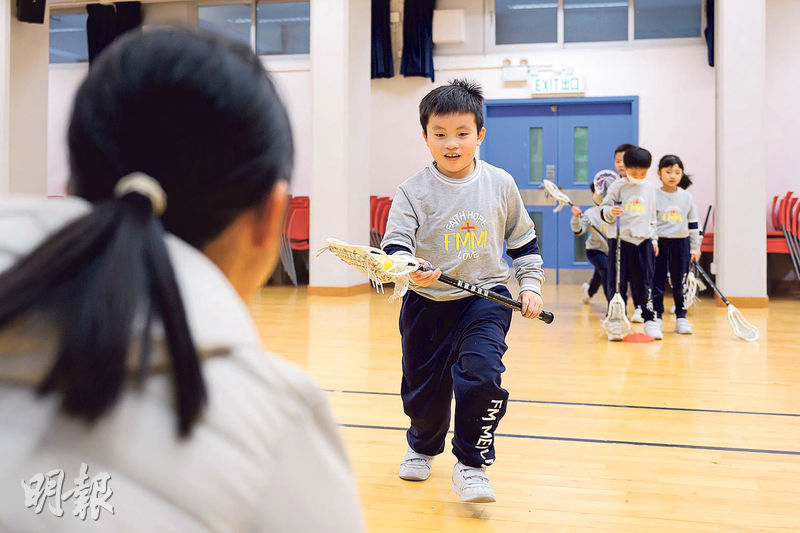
[45,0,798,226]
[370,44,717,217]
[260,59,312,197]
[47,64,86,195]
[10,15,49,195]
[0,2,10,194]
[46,4,314,197]
[766,0,800,211]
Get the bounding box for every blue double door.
[481,97,638,283]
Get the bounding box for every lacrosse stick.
[693,263,759,342]
[674,205,713,313]
[683,269,700,309]
[602,211,631,340]
[542,179,573,213]
[318,238,554,324]
[543,179,608,243]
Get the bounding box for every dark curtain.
[87,2,142,65]
[704,0,714,67]
[115,2,142,37]
[87,4,117,64]
[371,0,394,78]
[400,0,434,82]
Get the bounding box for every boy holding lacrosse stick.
[571,175,616,304]
[614,144,644,323]
[601,147,662,340]
[380,79,545,503]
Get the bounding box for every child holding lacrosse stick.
[571,178,613,304]
[653,154,702,334]
[380,79,545,503]
[614,144,645,323]
[601,146,661,340]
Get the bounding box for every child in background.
[601,147,661,340]
[614,144,644,323]
[381,80,545,503]
[653,154,702,334]
[614,143,636,179]
[572,181,610,304]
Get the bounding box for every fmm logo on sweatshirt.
[625,197,646,216]
[662,206,683,223]
[444,210,491,253]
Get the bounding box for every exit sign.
[529,75,586,97]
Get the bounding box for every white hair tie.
[113,172,167,215]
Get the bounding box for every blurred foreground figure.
[0,28,364,532]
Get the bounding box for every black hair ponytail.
[0,192,205,437]
[0,28,293,437]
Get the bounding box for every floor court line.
[336,389,800,418]
[340,423,800,457]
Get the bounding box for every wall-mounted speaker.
[17,0,47,24]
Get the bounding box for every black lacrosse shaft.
[422,270,554,324]
[693,263,730,307]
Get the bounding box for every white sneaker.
[451,462,495,503]
[675,318,693,335]
[644,320,663,340]
[631,307,644,323]
[399,447,434,481]
[655,318,664,332]
[581,283,591,304]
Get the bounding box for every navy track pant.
[586,248,610,301]
[607,239,655,322]
[653,237,691,319]
[399,286,513,468]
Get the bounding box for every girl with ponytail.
[0,29,363,531]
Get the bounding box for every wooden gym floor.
[247,284,800,532]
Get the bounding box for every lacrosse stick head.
[602,293,632,341]
[542,179,572,212]
[683,270,699,309]
[592,169,620,204]
[726,304,759,342]
[317,238,420,301]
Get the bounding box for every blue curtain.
[87,2,142,65]
[372,0,394,78]
[400,0,435,81]
[704,0,714,67]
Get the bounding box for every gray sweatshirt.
[656,188,702,254]
[381,159,545,301]
[570,206,609,254]
[600,178,657,246]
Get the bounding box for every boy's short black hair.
[623,147,652,169]
[419,79,484,133]
[614,143,636,155]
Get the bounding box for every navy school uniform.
[653,188,701,319]
[399,287,512,467]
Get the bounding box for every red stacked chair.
[370,196,392,248]
[377,198,392,241]
[286,196,309,251]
